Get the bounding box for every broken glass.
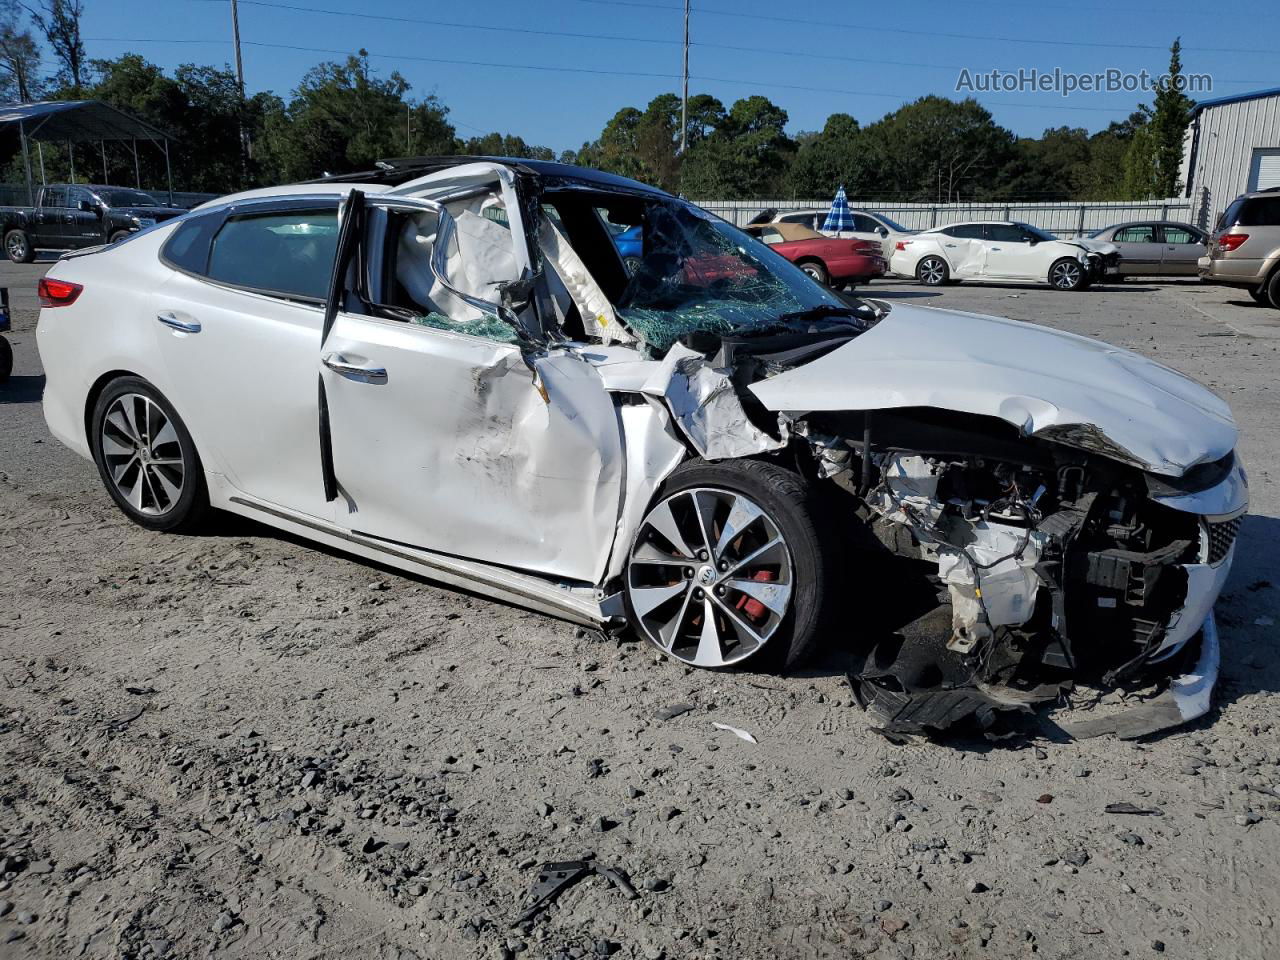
[614,201,847,354]
[411,311,519,344]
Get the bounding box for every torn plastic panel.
[640,343,789,461]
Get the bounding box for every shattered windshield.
[614,200,847,353]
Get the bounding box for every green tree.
[1149,38,1194,196]
[25,0,83,91]
[0,1,41,101]
[681,95,792,198]
[269,51,454,181]
[785,113,876,198]
[463,131,554,161]
[859,96,1015,202]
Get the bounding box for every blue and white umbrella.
[822,185,854,233]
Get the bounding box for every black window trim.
[159,195,343,307]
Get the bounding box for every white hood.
[748,303,1236,476]
[1069,237,1119,256]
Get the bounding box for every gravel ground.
[2,264,1279,960]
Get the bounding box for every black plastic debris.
[1104,802,1165,816]
[513,858,639,926]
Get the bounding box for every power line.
[189,0,970,72]
[85,36,1162,114]
[84,36,1265,104]
[570,0,1277,55]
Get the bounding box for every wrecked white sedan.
[37,158,1245,736]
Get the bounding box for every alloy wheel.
[918,258,945,285]
[100,393,186,516]
[7,234,27,260]
[1051,261,1082,289]
[627,487,793,667]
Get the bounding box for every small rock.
[1072,764,1090,778]
[891,787,913,802]
[0,901,11,918]
[1152,940,1166,952]
[876,899,893,912]
[967,880,988,894]
[660,806,681,822]
[1119,832,1144,846]
[655,703,694,721]
[16,911,37,925]
[212,911,236,934]
[1037,794,1054,804]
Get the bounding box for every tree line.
[0,1,1194,202]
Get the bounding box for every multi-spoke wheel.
[916,256,948,286]
[1049,257,1087,291]
[624,459,831,670]
[91,377,208,532]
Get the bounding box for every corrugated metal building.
[1182,87,1280,229]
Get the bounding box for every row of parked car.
[748,190,1280,306]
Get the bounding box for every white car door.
[936,224,987,277]
[151,196,343,522]
[981,223,1045,279]
[316,192,626,583]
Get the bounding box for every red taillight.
[894,240,909,251]
[38,277,83,308]
[1217,233,1248,252]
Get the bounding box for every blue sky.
[81,0,1279,152]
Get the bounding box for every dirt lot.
[2,264,1280,960]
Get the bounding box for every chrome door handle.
[322,353,387,383]
[156,312,201,334]
[944,243,957,248]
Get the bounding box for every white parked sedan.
[890,220,1120,290]
[36,158,1243,736]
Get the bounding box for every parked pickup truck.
[1,184,184,263]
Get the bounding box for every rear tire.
[1266,270,1280,309]
[799,260,829,285]
[916,256,948,286]
[5,229,34,264]
[90,376,209,533]
[1248,286,1269,304]
[109,229,131,245]
[624,458,832,671]
[0,336,11,384]
[1049,257,1088,291]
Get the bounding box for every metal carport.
[0,100,176,205]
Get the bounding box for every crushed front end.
[799,409,1245,738]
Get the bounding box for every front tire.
[916,256,948,286]
[799,260,829,285]
[109,229,131,245]
[0,336,11,384]
[1049,257,1087,291]
[624,459,831,671]
[90,377,209,533]
[5,229,34,264]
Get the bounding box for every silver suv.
[1199,189,1280,307]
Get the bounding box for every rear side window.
[1114,225,1156,243]
[1235,197,1280,226]
[161,212,223,274]
[206,209,339,300]
[986,224,1027,242]
[943,223,986,239]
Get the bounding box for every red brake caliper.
[735,570,775,622]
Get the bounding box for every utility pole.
[229,0,251,178]
[680,0,691,156]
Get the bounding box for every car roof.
[192,182,388,212]
[1101,220,1201,230]
[312,155,673,198]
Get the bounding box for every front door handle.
[322,353,387,383]
[156,312,201,334]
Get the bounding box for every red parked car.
[743,222,887,287]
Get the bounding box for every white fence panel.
[693,198,1194,234]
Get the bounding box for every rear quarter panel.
[35,225,180,460]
